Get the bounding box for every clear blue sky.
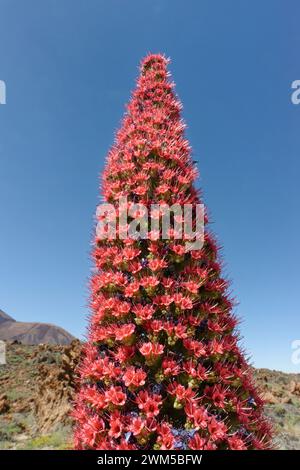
[0,0,299,371]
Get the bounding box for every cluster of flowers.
[73,54,272,450]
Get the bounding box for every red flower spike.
[73,54,273,450]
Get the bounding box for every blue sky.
[0,0,299,371]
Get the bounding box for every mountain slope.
[0,310,15,324]
[0,309,74,345]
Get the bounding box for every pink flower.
[122,247,141,261]
[180,296,193,310]
[140,275,160,289]
[81,415,106,447]
[148,258,167,271]
[81,386,106,410]
[108,411,124,438]
[124,281,140,297]
[162,357,180,376]
[105,386,126,407]
[114,345,136,363]
[128,260,142,273]
[209,338,225,355]
[188,433,206,450]
[129,417,145,436]
[114,323,135,342]
[208,417,227,441]
[139,342,164,359]
[227,435,247,450]
[170,244,185,256]
[134,184,148,195]
[161,277,174,289]
[183,339,207,357]
[158,294,174,306]
[132,304,155,320]
[136,390,162,418]
[113,300,131,317]
[123,366,146,388]
[183,280,199,294]
[167,382,196,404]
[156,183,170,194]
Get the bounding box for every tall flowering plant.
[73,54,272,450]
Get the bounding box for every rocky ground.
[0,341,299,450]
[0,341,81,449]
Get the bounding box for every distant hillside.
[0,309,74,345]
[0,310,15,324]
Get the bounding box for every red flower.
[158,294,174,307]
[173,293,183,305]
[112,300,131,318]
[124,281,140,297]
[211,385,227,409]
[208,417,227,441]
[185,403,209,430]
[140,275,160,289]
[113,272,128,287]
[123,366,146,388]
[105,386,126,407]
[134,184,148,196]
[158,433,175,450]
[81,386,106,410]
[113,345,136,363]
[122,247,141,261]
[136,390,162,418]
[147,319,163,333]
[183,280,200,294]
[129,416,145,436]
[227,435,247,450]
[156,183,170,195]
[183,360,208,381]
[170,244,185,256]
[209,338,225,356]
[180,296,193,310]
[183,339,207,357]
[128,260,142,273]
[106,297,118,309]
[108,411,124,438]
[161,277,175,289]
[91,325,113,342]
[116,439,137,450]
[188,433,206,450]
[157,422,175,450]
[162,357,180,376]
[81,415,106,447]
[148,258,167,271]
[144,398,161,418]
[139,342,164,359]
[167,382,196,407]
[173,323,188,339]
[114,323,135,342]
[132,304,155,320]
